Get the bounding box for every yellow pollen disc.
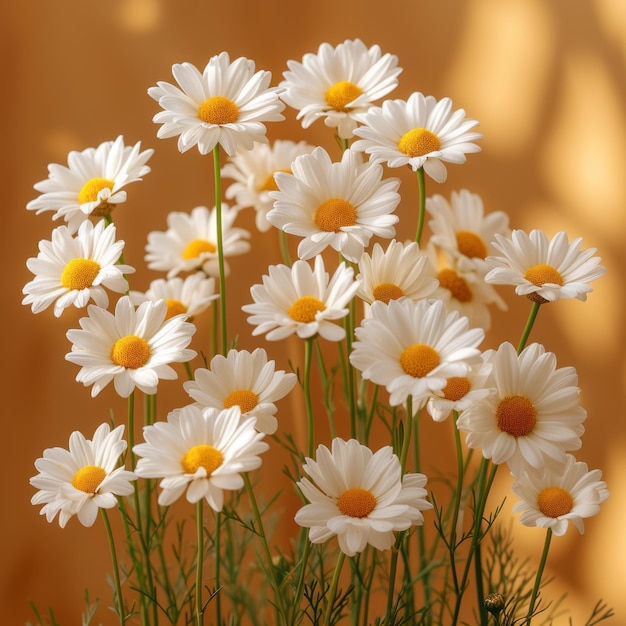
[313,198,358,232]
[496,395,537,437]
[198,95,239,125]
[442,377,471,401]
[181,444,224,476]
[182,239,217,260]
[258,168,291,192]
[524,264,564,287]
[288,296,326,323]
[397,128,441,157]
[223,389,259,414]
[110,335,151,369]
[78,177,115,204]
[400,344,440,378]
[71,465,106,494]
[537,486,574,518]
[372,282,405,304]
[456,230,488,259]
[61,258,101,290]
[165,298,187,320]
[436,268,472,303]
[336,487,377,518]
[324,81,363,112]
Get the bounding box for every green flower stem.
[279,229,292,267]
[314,339,337,439]
[304,338,316,459]
[526,529,553,625]
[212,145,228,356]
[324,551,346,626]
[194,500,205,626]
[448,410,465,595]
[384,533,403,624]
[517,301,542,354]
[292,532,312,624]
[414,167,427,246]
[214,510,222,625]
[342,294,358,440]
[101,508,127,625]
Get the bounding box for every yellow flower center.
[165,298,187,320]
[71,465,106,494]
[442,377,471,401]
[258,168,291,192]
[110,335,151,369]
[496,395,537,437]
[400,344,440,378]
[223,389,259,414]
[372,282,405,304]
[313,198,357,232]
[456,230,488,260]
[78,177,115,204]
[436,268,472,303]
[181,444,224,476]
[324,81,363,112]
[288,296,326,323]
[61,258,101,290]
[198,96,239,125]
[182,239,217,260]
[524,264,564,287]
[336,487,377,518]
[397,128,441,157]
[537,486,574,518]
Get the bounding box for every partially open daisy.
[511,454,609,536]
[145,204,250,278]
[349,298,485,408]
[242,255,360,342]
[133,405,268,511]
[456,342,586,475]
[22,220,134,317]
[65,295,197,398]
[266,147,400,262]
[148,53,285,156]
[295,438,432,557]
[183,348,298,435]
[30,423,135,528]
[26,135,153,233]
[280,39,402,140]
[222,139,316,232]
[484,230,606,303]
[352,92,482,183]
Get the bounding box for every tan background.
[2,0,625,624]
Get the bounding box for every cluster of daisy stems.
[25,40,614,626]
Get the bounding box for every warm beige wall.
[3,0,625,624]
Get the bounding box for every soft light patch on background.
[116,0,162,32]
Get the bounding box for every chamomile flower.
[129,273,219,320]
[30,423,135,528]
[22,220,134,317]
[349,298,485,408]
[145,204,250,278]
[133,405,268,511]
[26,135,153,233]
[148,52,285,156]
[484,230,606,303]
[242,255,359,342]
[266,147,400,262]
[222,139,316,232]
[352,92,482,183]
[295,438,432,557]
[511,454,609,535]
[280,39,402,140]
[456,342,586,475]
[65,295,197,398]
[183,348,298,435]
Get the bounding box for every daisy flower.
[295,438,432,557]
[22,220,134,317]
[30,423,136,528]
[352,92,482,183]
[133,405,269,511]
[145,204,251,278]
[183,348,298,435]
[148,52,285,156]
[279,38,402,140]
[65,295,197,398]
[129,273,219,321]
[266,147,401,262]
[242,255,360,342]
[222,139,316,232]
[511,454,609,535]
[484,230,606,303]
[456,342,586,475]
[26,135,153,233]
[349,298,485,408]
[426,189,510,275]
